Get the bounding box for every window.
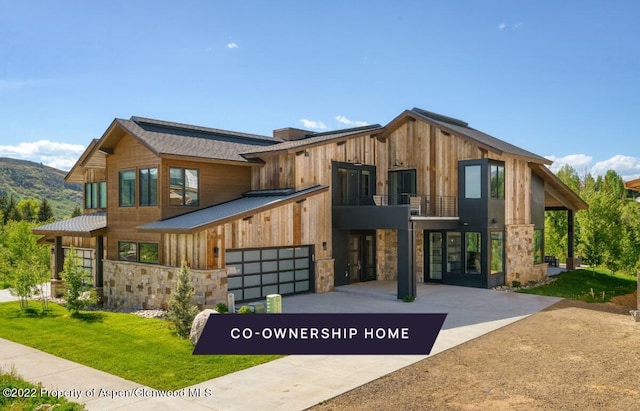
[119,241,159,264]
[84,182,107,209]
[332,163,376,206]
[534,229,543,264]
[169,168,199,206]
[119,170,136,207]
[490,164,505,199]
[63,248,93,275]
[465,232,482,274]
[139,168,158,206]
[139,243,159,264]
[389,169,416,205]
[490,232,504,274]
[446,232,462,272]
[465,165,481,199]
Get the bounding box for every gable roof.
[32,212,107,238]
[530,164,588,211]
[243,124,384,157]
[625,178,640,191]
[380,108,551,165]
[137,185,328,234]
[66,116,281,182]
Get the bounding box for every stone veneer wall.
[315,258,335,293]
[505,224,547,285]
[377,229,398,280]
[416,230,424,283]
[103,260,228,311]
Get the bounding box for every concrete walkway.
[1,282,561,410]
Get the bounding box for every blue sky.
[1,1,638,179]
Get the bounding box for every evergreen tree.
[71,205,82,217]
[168,261,199,338]
[38,198,54,222]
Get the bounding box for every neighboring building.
[33,109,587,310]
[625,177,640,201]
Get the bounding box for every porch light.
[353,158,362,166]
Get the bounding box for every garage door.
[226,246,314,302]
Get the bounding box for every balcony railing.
[358,194,457,218]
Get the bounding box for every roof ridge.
[411,108,469,127]
[305,124,382,138]
[130,116,275,142]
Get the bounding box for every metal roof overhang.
[138,185,328,234]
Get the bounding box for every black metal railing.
[360,194,457,217]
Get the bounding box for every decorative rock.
[189,309,219,345]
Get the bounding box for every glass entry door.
[348,232,376,283]
[427,232,443,281]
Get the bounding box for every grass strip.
[0,302,280,391]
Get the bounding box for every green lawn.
[1,366,85,410]
[518,268,637,303]
[0,302,280,391]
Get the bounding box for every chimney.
[273,127,310,142]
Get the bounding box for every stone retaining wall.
[103,260,228,310]
[315,258,335,293]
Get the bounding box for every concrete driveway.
[1,281,561,411]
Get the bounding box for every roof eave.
[138,186,329,234]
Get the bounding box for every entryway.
[348,231,376,283]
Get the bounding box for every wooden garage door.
[226,246,314,302]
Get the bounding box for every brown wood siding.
[105,133,161,261]
[160,159,252,220]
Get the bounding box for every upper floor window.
[464,165,482,199]
[139,168,158,206]
[332,162,376,206]
[119,170,135,207]
[169,168,199,206]
[85,181,106,209]
[490,164,505,199]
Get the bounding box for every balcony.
[361,195,457,218]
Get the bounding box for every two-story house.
[34,108,587,310]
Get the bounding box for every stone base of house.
[505,224,547,286]
[315,258,335,293]
[377,229,398,280]
[102,260,228,311]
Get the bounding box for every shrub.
[167,262,199,337]
[237,305,253,314]
[214,302,229,313]
[511,280,522,288]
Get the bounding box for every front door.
[426,232,443,282]
[348,232,376,283]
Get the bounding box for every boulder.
[189,309,219,345]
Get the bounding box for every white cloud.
[300,119,327,130]
[545,154,593,174]
[335,115,369,127]
[227,43,238,49]
[0,140,85,171]
[546,153,640,181]
[514,22,524,28]
[497,23,507,30]
[591,155,640,181]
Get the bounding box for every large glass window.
[333,163,376,206]
[465,232,482,274]
[139,168,158,206]
[169,168,199,206]
[465,165,481,199]
[490,164,505,199]
[119,170,136,207]
[85,181,107,209]
[534,229,543,264]
[389,169,416,205]
[119,241,159,264]
[490,231,504,274]
[446,232,462,272]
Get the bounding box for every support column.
[54,236,64,279]
[95,236,104,287]
[397,226,417,300]
[566,210,575,270]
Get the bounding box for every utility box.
[266,294,282,313]
[227,293,236,314]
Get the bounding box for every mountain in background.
[0,157,82,220]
